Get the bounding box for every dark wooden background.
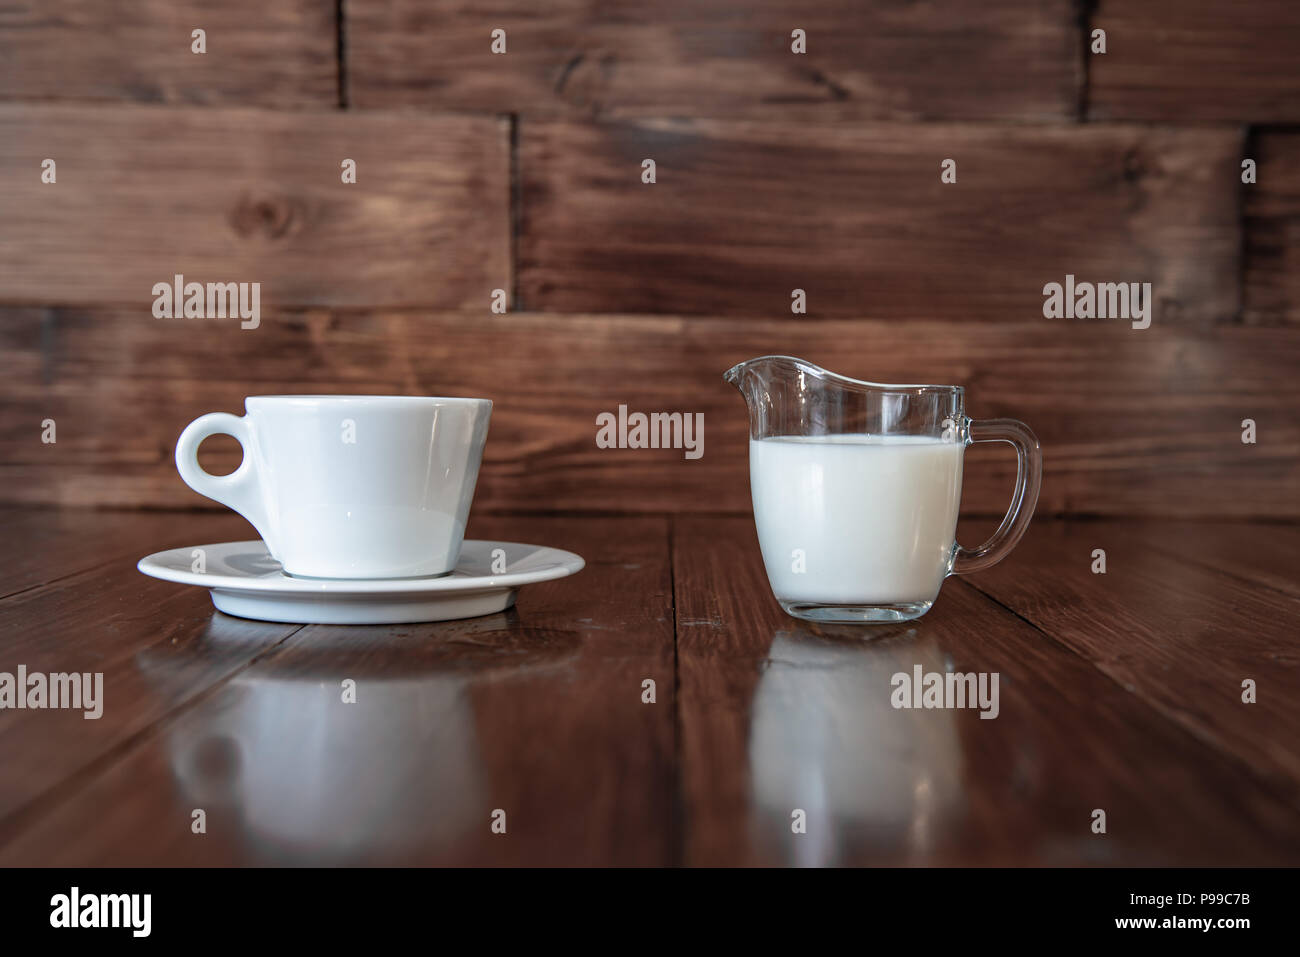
[2,1,1299,518]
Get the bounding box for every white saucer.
[137,540,585,625]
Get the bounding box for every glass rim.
[724,355,965,397]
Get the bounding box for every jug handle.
[950,418,1042,575]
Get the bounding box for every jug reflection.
[748,630,962,865]
[725,356,1041,623]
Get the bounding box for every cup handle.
[175,412,277,557]
[950,417,1042,575]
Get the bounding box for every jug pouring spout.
[724,355,966,441]
[723,355,840,434]
[725,355,959,398]
[723,355,830,395]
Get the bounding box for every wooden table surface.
[0,507,1296,866]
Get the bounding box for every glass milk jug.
[725,356,1041,623]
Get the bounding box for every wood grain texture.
[0,514,674,866]
[0,0,336,108]
[1088,0,1300,122]
[0,510,298,824]
[672,516,1300,866]
[2,307,1297,518]
[1244,131,1300,325]
[0,104,510,308]
[1,510,1295,865]
[346,0,1080,121]
[0,507,251,599]
[966,519,1300,796]
[519,120,1241,320]
[1139,520,1300,600]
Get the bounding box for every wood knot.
[229,194,298,239]
[1121,147,1148,183]
[553,50,616,111]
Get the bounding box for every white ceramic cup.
[175,395,492,579]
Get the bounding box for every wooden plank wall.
[1,1,1297,517]
[0,105,510,308]
[346,0,1082,121]
[516,120,1241,320]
